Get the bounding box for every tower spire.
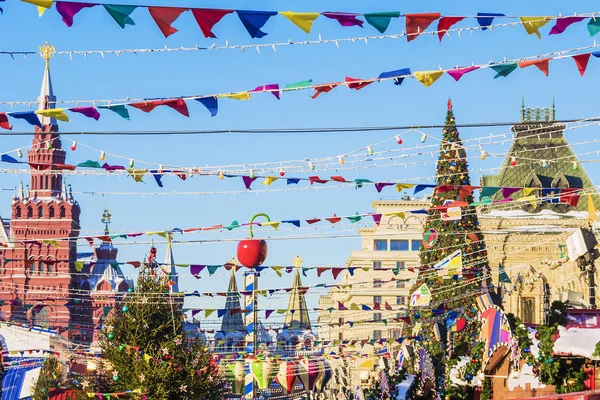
[220,263,244,334]
[165,232,179,293]
[38,42,56,126]
[284,255,311,331]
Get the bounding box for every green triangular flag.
[392,266,400,276]
[77,160,102,168]
[109,234,128,239]
[588,18,600,36]
[490,63,518,79]
[74,261,84,272]
[98,104,131,120]
[346,212,362,223]
[363,12,400,34]
[103,306,112,317]
[354,178,372,188]
[284,79,313,90]
[103,4,137,29]
[499,264,512,283]
[207,265,220,275]
[224,220,240,231]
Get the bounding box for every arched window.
[59,207,65,218]
[15,207,21,218]
[27,207,33,218]
[44,175,49,189]
[32,306,49,328]
[38,207,44,218]
[38,262,44,274]
[46,262,53,274]
[49,207,55,218]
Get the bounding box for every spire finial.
[101,209,111,235]
[292,255,304,268]
[39,41,55,71]
[552,94,555,121]
[521,93,525,121]
[447,98,453,111]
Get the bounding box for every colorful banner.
[410,284,431,307]
[433,250,462,278]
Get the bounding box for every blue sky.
[1,0,600,330]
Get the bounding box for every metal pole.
[244,271,259,399]
[589,258,596,308]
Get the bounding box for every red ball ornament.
[279,169,285,177]
[237,213,270,268]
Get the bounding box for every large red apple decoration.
[237,213,269,268]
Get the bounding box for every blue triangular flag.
[476,13,505,30]
[378,68,411,85]
[282,220,300,227]
[9,111,41,127]
[236,10,277,38]
[196,97,218,117]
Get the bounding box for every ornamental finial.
[292,255,304,268]
[101,209,112,235]
[39,41,55,71]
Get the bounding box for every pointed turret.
[17,182,24,200]
[284,256,311,331]
[165,232,179,293]
[220,268,244,334]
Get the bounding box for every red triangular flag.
[130,100,161,113]
[331,268,344,279]
[437,16,465,41]
[0,113,12,130]
[190,8,233,38]
[373,302,381,310]
[572,53,591,77]
[325,214,342,224]
[384,301,393,311]
[405,13,441,42]
[345,76,373,90]
[311,84,339,99]
[518,58,550,76]
[316,267,327,277]
[162,99,189,117]
[148,7,188,38]
[330,176,350,183]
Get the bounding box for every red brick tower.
[0,43,83,340]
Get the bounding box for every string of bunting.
[0,44,598,128]
[19,1,600,40]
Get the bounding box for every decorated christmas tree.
[408,100,490,398]
[81,264,228,399]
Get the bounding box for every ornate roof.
[217,269,244,337]
[284,266,311,331]
[481,121,600,213]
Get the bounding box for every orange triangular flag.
[572,53,591,77]
[148,7,188,37]
[405,13,441,42]
[518,58,550,76]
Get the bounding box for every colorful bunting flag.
[220,92,251,100]
[21,0,53,16]
[518,58,550,76]
[363,11,400,34]
[98,104,130,120]
[191,8,233,38]
[414,70,444,87]
[378,68,411,85]
[284,79,313,90]
[236,10,277,38]
[446,66,479,81]
[405,13,441,42]
[69,106,101,120]
[311,84,338,99]
[520,16,552,39]
[0,113,12,130]
[103,4,136,28]
[490,63,518,78]
[195,97,218,117]
[572,53,591,76]
[148,6,187,37]
[549,16,585,35]
[322,12,363,27]
[55,1,97,27]
[36,108,70,122]
[127,169,147,183]
[252,84,280,99]
[437,16,465,41]
[279,11,319,33]
[588,18,600,36]
[345,76,373,90]
[476,13,505,30]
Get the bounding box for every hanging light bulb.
[395,136,403,145]
[339,156,345,165]
[572,161,578,171]
[70,141,77,151]
[158,164,164,173]
[249,170,255,179]
[541,160,548,169]
[219,171,224,180]
[279,168,285,177]
[420,133,427,143]
[16,149,22,158]
[100,151,106,161]
[129,159,134,168]
[367,146,374,155]
[309,162,315,171]
[46,141,52,150]
[510,157,517,167]
[480,151,487,160]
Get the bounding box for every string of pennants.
[0,185,583,249]
[19,1,600,40]
[0,46,598,129]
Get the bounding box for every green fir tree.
[409,101,491,398]
[81,266,228,400]
[32,356,67,400]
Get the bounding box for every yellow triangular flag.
[262,176,279,186]
[36,108,69,122]
[395,183,415,192]
[271,266,284,277]
[350,303,360,310]
[261,221,280,230]
[522,187,538,196]
[520,16,552,39]
[219,92,251,100]
[414,70,444,87]
[280,11,320,34]
[21,0,53,16]
[358,359,373,369]
[74,261,84,272]
[588,194,598,223]
[205,309,215,318]
[146,231,167,238]
[127,168,148,183]
[384,211,406,219]
[520,195,537,209]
